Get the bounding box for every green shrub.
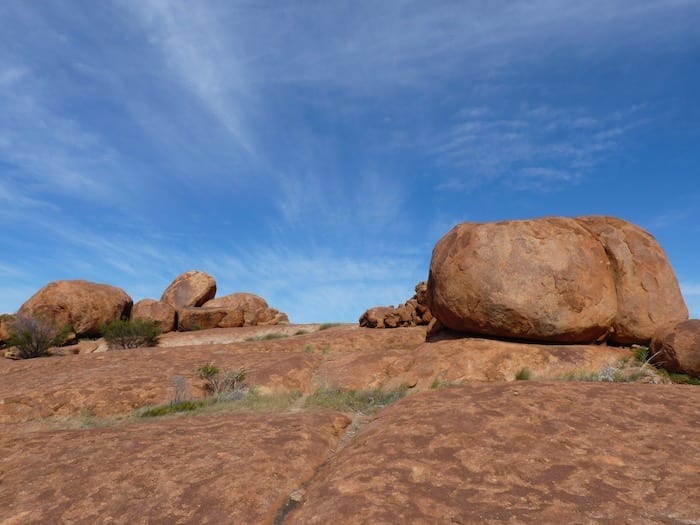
[197,362,247,397]
[245,332,288,342]
[140,400,207,417]
[633,346,649,363]
[304,386,409,414]
[665,372,700,385]
[102,319,160,349]
[6,312,71,359]
[318,323,342,331]
[515,367,531,380]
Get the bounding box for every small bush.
[664,372,700,385]
[141,400,206,417]
[515,367,531,380]
[102,319,160,349]
[245,332,288,342]
[7,312,71,359]
[198,362,247,397]
[318,323,342,331]
[633,345,649,363]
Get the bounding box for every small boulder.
[19,280,133,338]
[161,271,216,309]
[131,299,177,333]
[650,320,700,377]
[359,306,395,328]
[359,282,432,329]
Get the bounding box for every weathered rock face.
[577,216,688,345]
[19,280,132,338]
[160,270,216,309]
[131,299,177,333]
[288,384,700,525]
[0,314,13,343]
[428,218,618,343]
[178,306,245,331]
[202,293,289,326]
[650,320,700,377]
[359,282,432,329]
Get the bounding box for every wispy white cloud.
[432,105,647,192]
[122,0,256,156]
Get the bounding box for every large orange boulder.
[131,299,176,333]
[427,218,618,343]
[160,271,216,309]
[650,320,700,377]
[19,280,132,337]
[202,293,289,326]
[577,216,688,344]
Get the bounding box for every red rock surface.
[0,326,646,424]
[289,383,700,524]
[19,280,133,338]
[131,298,177,333]
[428,218,618,343]
[578,216,688,344]
[651,319,700,377]
[160,270,216,309]
[1,325,698,523]
[0,411,349,524]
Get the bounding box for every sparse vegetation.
[245,332,288,342]
[6,312,71,358]
[140,400,207,417]
[294,329,309,336]
[632,345,649,363]
[197,362,247,398]
[657,370,700,385]
[515,367,532,380]
[102,319,160,349]
[318,323,342,331]
[304,386,409,414]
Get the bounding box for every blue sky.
[1,0,699,322]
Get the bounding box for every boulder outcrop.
[160,271,216,309]
[178,293,289,331]
[359,282,432,328]
[577,216,688,344]
[428,218,618,343]
[19,280,132,338]
[131,299,177,333]
[427,216,687,345]
[650,319,700,377]
[202,293,289,326]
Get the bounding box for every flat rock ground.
[1,325,699,524]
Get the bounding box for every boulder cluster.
[2,271,288,347]
[427,216,688,346]
[359,282,432,328]
[360,215,697,377]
